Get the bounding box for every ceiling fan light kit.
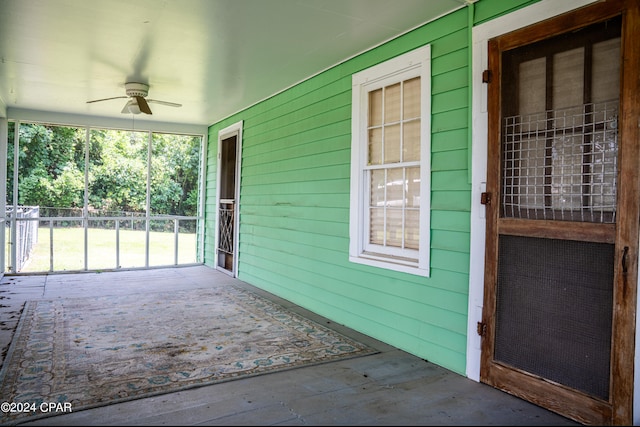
[86,82,181,115]
[124,98,141,115]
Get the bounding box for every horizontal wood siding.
[205,0,537,375]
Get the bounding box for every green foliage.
[89,156,148,212]
[19,164,84,207]
[150,133,200,216]
[7,123,201,217]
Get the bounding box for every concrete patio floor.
[0,265,579,426]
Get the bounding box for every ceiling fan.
[86,82,181,115]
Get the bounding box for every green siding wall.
[205,0,539,376]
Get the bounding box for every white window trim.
[349,45,431,277]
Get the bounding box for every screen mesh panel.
[495,235,614,400]
[501,100,618,223]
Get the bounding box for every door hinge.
[477,321,487,337]
[482,69,492,83]
[480,192,491,205]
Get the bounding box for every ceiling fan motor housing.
[86,81,179,114]
[125,82,149,98]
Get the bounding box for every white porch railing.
[5,213,201,273]
[5,206,39,272]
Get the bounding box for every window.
[349,45,431,277]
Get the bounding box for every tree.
[87,130,148,213]
[150,133,200,216]
[7,123,201,219]
[8,123,85,210]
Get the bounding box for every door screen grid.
[495,235,614,400]
[502,100,618,223]
[217,202,234,254]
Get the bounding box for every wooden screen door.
[480,0,639,425]
[216,126,241,276]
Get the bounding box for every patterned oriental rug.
[0,285,377,425]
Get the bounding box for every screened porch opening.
[4,121,205,274]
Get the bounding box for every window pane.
[386,208,403,247]
[519,57,546,116]
[384,124,401,163]
[384,83,401,123]
[387,168,404,208]
[370,169,385,207]
[407,167,420,208]
[369,89,382,126]
[370,207,384,245]
[405,209,419,249]
[403,77,420,119]
[403,119,421,162]
[592,38,620,103]
[368,128,382,165]
[553,47,584,110]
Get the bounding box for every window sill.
[349,253,430,277]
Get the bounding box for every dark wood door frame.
[216,121,243,277]
[479,0,639,424]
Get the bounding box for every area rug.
[0,285,377,425]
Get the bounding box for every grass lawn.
[17,227,198,273]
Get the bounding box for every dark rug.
[0,285,377,425]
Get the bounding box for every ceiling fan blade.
[87,95,128,104]
[136,96,152,114]
[147,99,182,107]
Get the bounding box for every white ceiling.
[0,0,467,128]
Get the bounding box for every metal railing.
[6,206,39,272]
[5,209,201,273]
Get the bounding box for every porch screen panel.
[495,235,614,400]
